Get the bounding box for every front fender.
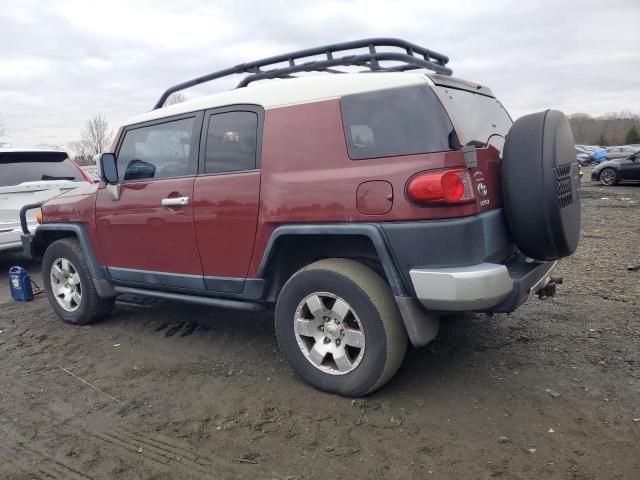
[34,223,115,298]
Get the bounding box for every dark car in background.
[591,150,640,185]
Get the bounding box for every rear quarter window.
[204,111,258,174]
[340,85,454,160]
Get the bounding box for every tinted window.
[439,87,512,143]
[0,152,83,187]
[340,85,454,160]
[205,112,258,174]
[117,117,196,181]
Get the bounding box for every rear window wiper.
[465,140,486,148]
[41,175,77,181]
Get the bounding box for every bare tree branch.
[568,112,640,145]
[69,114,113,164]
[164,92,186,106]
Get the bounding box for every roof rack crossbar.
[235,52,450,88]
[153,38,452,109]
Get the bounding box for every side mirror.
[99,153,118,184]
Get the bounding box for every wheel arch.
[257,224,409,303]
[36,224,115,297]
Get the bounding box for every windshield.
[0,152,83,187]
[438,87,513,144]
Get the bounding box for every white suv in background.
[0,148,90,252]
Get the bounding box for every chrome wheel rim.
[50,258,82,312]
[600,168,616,185]
[294,292,365,375]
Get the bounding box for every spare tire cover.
[502,110,581,261]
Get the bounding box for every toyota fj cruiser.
[21,39,581,396]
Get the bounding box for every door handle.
[161,196,190,207]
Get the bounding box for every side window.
[340,85,454,160]
[117,117,196,181]
[204,111,258,174]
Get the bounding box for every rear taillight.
[407,169,474,205]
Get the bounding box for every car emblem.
[477,182,488,197]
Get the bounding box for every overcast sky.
[1,0,638,149]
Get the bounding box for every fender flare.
[257,223,409,297]
[257,224,442,347]
[35,223,115,298]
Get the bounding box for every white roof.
[125,72,434,126]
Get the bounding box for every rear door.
[95,113,206,289]
[434,86,514,213]
[193,106,262,293]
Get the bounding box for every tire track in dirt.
[0,411,92,480]
[118,428,214,467]
[83,428,222,478]
[16,443,94,480]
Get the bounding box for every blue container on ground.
[9,266,34,302]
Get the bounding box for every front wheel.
[599,167,618,186]
[43,238,114,325]
[275,259,407,397]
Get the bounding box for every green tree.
[598,134,607,146]
[625,125,640,144]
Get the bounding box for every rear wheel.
[275,259,407,397]
[43,238,114,325]
[599,167,618,186]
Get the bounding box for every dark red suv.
[21,39,581,396]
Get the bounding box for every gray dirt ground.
[0,169,638,479]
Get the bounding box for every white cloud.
[0,0,638,147]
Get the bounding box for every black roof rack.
[153,38,452,110]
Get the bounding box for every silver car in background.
[0,148,90,252]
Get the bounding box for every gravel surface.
[1,171,638,479]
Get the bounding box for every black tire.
[599,167,618,186]
[502,110,581,261]
[42,238,114,325]
[275,258,407,397]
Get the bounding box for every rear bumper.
[409,256,556,312]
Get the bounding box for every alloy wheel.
[293,292,365,375]
[600,168,616,186]
[50,258,82,312]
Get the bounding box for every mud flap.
[394,296,440,347]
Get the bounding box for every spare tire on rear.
[502,110,581,261]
